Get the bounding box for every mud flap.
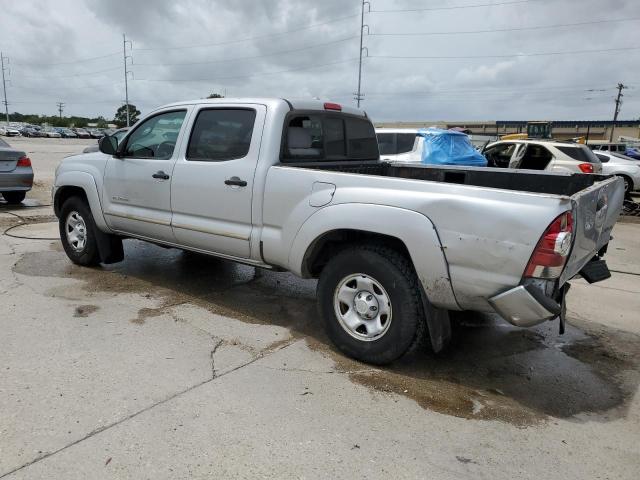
[558,283,570,335]
[93,225,124,264]
[419,287,451,353]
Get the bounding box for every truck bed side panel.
[261,166,570,311]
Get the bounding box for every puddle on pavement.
[12,241,640,426]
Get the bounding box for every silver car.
[0,138,33,204]
[593,150,640,194]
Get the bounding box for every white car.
[592,151,640,194]
[0,126,21,137]
[376,128,422,162]
[483,139,602,174]
[587,142,628,154]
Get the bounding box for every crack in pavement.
[210,338,224,378]
[0,338,302,479]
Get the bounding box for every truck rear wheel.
[317,245,426,365]
[59,196,100,266]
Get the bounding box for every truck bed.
[283,160,608,196]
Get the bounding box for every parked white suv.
[592,150,640,193]
[483,140,602,174]
[376,128,422,162]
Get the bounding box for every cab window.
[124,110,186,159]
[186,109,256,161]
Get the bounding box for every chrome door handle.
[224,176,247,187]
[152,171,170,180]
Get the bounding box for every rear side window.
[377,133,417,155]
[396,134,417,154]
[187,108,256,161]
[345,118,378,159]
[283,113,379,162]
[556,146,600,163]
[377,133,396,155]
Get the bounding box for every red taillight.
[17,156,31,167]
[524,211,574,279]
[578,163,593,173]
[324,102,342,111]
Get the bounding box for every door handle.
[152,171,170,180]
[224,176,247,187]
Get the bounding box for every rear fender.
[290,203,460,311]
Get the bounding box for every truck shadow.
[15,240,640,425]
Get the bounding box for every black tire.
[317,245,426,365]
[2,191,26,204]
[59,196,101,266]
[619,175,633,195]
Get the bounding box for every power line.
[369,46,640,60]
[134,12,360,52]
[370,0,536,14]
[12,51,121,67]
[134,57,358,83]
[56,101,64,119]
[369,17,640,37]
[14,66,122,80]
[344,84,613,97]
[135,35,358,67]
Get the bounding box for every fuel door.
[309,181,336,207]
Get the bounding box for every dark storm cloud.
[0,0,638,121]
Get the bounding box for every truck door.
[102,109,189,242]
[170,104,266,258]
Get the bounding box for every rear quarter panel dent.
[286,203,460,310]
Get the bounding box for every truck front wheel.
[317,245,426,365]
[59,196,100,266]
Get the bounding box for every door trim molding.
[104,210,171,227]
[172,221,250,241]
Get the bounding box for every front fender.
[289,203,460,310]
[54,171,110,232]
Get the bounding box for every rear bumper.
[0,171,34,191]
[489,285,561,327]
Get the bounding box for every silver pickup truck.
[53,98,624,364]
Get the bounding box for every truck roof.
[154,97,367,117]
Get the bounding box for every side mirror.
[99,135,119,156]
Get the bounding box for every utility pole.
[610,82,627,142]
[354,0,369,107]
[123,34,133,127]
[56,102,65,120]
[1,52,9,124]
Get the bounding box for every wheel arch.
[54,172,111,232]
[289,203,460,311]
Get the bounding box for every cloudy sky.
[0,0,638,122]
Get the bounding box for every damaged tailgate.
[559,175,625,285]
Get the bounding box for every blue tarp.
[417,128,487,167]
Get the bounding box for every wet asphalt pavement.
[0,139,639,478]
